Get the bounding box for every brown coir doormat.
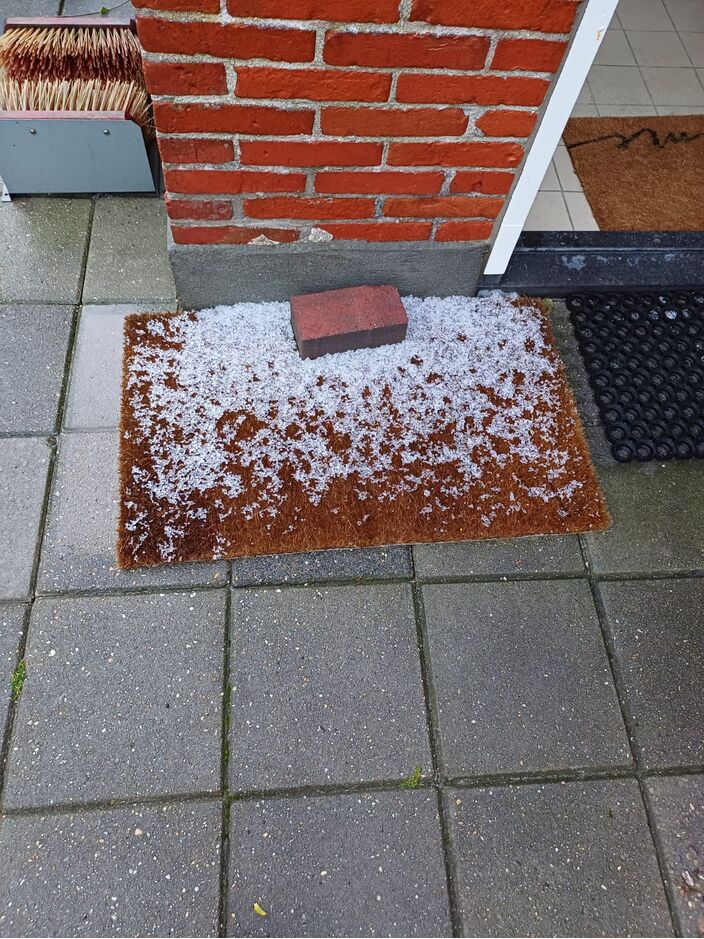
[118,295,609,569]
[563,115,704,231]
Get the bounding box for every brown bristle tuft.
[0,25,144,84]
[0,76,154,136]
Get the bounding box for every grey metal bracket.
[0,111,157,194]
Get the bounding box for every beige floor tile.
[596,104,659,115]
[664,0,704,31]
[617,0,675,30]
[680,32,704,67]
[588,65,652,104]
[576,82,595,105]
[641,65,704,104]
[564,192,600,231]
[539,160,560,192]
[595,30,637,66]
[627,30,691,66]
[571,104,600,117]
[553,145,583,191]
[524,191,572,231]
[570,104,599,117]
[655,104,704,113]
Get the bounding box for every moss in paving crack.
[401,765,423,789]
[11,659,27,701]
[221,675,232,766]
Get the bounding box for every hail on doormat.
[118,293,609,568]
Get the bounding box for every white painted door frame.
[484,0,620,276]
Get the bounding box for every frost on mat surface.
[123,293,584,562]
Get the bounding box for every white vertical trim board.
[484,0,620,276]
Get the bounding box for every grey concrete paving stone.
[0,305,73,434]
[37,431,227,591]
[584,420,617,467]
[0,198,92,304]
[0,799,221,938]
[229,583,431,790]
[444,778,673,937]
[422,580,631,778]
[230,545,412,587]
[598,579,704,769]
[0,0,59,13]
[62,0,135,19]
[585,462,704,575]
[0,603,25,745]
[0,0,59,14]
[64,304,176,431]
[227,790,451,938]
[82,198,176,304]
[413,534,585,580]
[551,305,601,426]
[646,775,704,938]
[0,437,51,600]
[3,590,225,808]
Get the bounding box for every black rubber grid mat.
[566,291,704,462]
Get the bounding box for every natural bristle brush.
[0,18,143,82]
[0,17,152,136]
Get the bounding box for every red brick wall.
[135,0,582,246]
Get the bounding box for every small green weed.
[401,765,423,789]
[11,660,27,701]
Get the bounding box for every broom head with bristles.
[0,75,154,136]
[0,18,144,84]
[0,18,152,136]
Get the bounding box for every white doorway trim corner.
[483,0,621,277]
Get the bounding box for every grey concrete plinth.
[422,580,631,778]
[0,305,73,434]
[0,437,51,600]
[37,432,227,592]
[83,198,176,304]
[170,239,488,308]
[0,198,92,304]
[228,584,431,790]
[0,799,221,938]
[646,775,704,937]
[3,590,226,808]
[599,579,704,769]
[230,545,412,587]
[445,779,673,937]
[227,790,451,937]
